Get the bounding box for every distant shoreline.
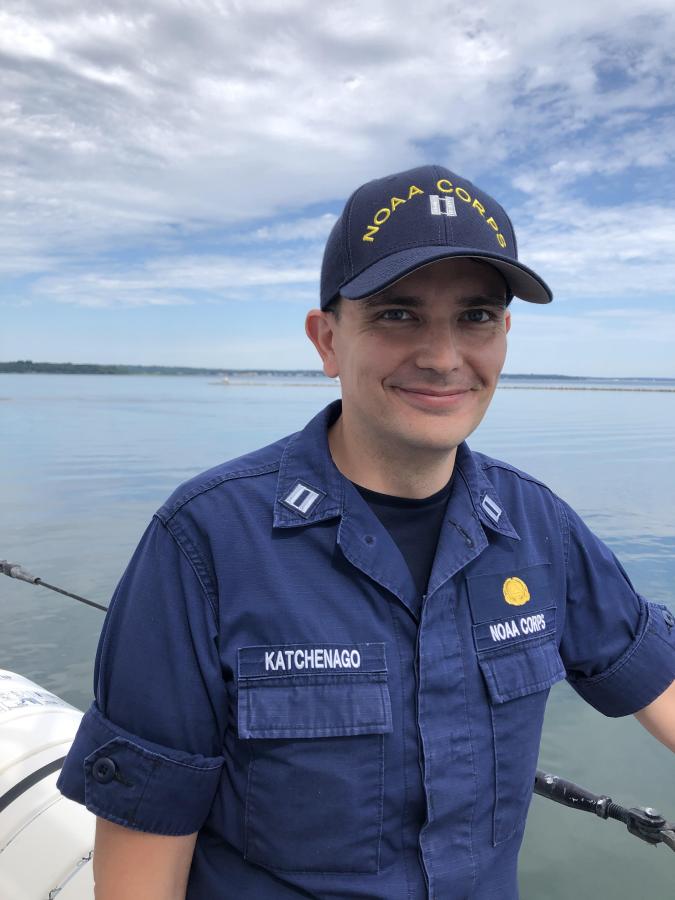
[498,385,675,393]
[1,362,674,391]
[207,382,675,392]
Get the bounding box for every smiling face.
[306,257,511,482]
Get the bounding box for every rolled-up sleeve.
[558,499,675,717]
[57,514,227,834]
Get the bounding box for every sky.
[1,0,674,376]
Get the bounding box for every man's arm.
[634,679,675,752]
[93,818,198,900]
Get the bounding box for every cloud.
[250,214,337,243]
[506,306,675,376]
[515,200,675,299]
[29,250,322,308]
[3,3,673,228]
[2,0,675,370]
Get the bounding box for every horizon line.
[1,361,674,381]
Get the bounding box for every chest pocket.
[467,564,566,846]
[237,643,392,874]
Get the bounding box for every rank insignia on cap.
[502,576,531,607]
[281,481,325,516]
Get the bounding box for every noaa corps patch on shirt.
[466,563,557,651]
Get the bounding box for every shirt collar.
[273,398,520,541]
[273,399,345,528]
[453,442,520,541]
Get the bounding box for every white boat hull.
[0,670,94,899]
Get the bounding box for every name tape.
[238,642,387,678]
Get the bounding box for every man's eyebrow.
[359,293,508,310]
[360,294,424,309]
[458,295,509,309]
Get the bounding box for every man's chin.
[386,424,469,456]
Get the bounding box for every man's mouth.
[390,385,476,410]
[394,387,471,396]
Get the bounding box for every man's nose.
[413,322,463,373]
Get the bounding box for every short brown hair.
[323,296,343,319]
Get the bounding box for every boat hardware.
[534,770,675,851]
[1,560,108,612]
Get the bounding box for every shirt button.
[364,534,375,545]
[92,756,118,784]
[663,610,674,629]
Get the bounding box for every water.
[2,374,674,897]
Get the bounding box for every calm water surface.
[2,374,674,898]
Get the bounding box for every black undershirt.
[353,474,454,601]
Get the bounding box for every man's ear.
[305,309,340,378]
[505,308,512,334]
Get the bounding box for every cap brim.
[339,246,552,304]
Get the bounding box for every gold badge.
[502,576,531,606]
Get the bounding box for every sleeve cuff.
[567,601,675,717]
[56,702,224,835]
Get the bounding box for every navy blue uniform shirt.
[57,399,675,899]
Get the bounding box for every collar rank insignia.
[282,481,325,517]
[481,494,502,523]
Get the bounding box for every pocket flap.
[237,643,392,739]
[238,676,393,739]
[478,637,566,704]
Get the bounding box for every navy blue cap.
[320,164,552,309]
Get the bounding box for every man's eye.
[380,309,414,321]
[463,309,494,323]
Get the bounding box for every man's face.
[314,257,511,456]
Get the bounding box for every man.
[57,165,675,899]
